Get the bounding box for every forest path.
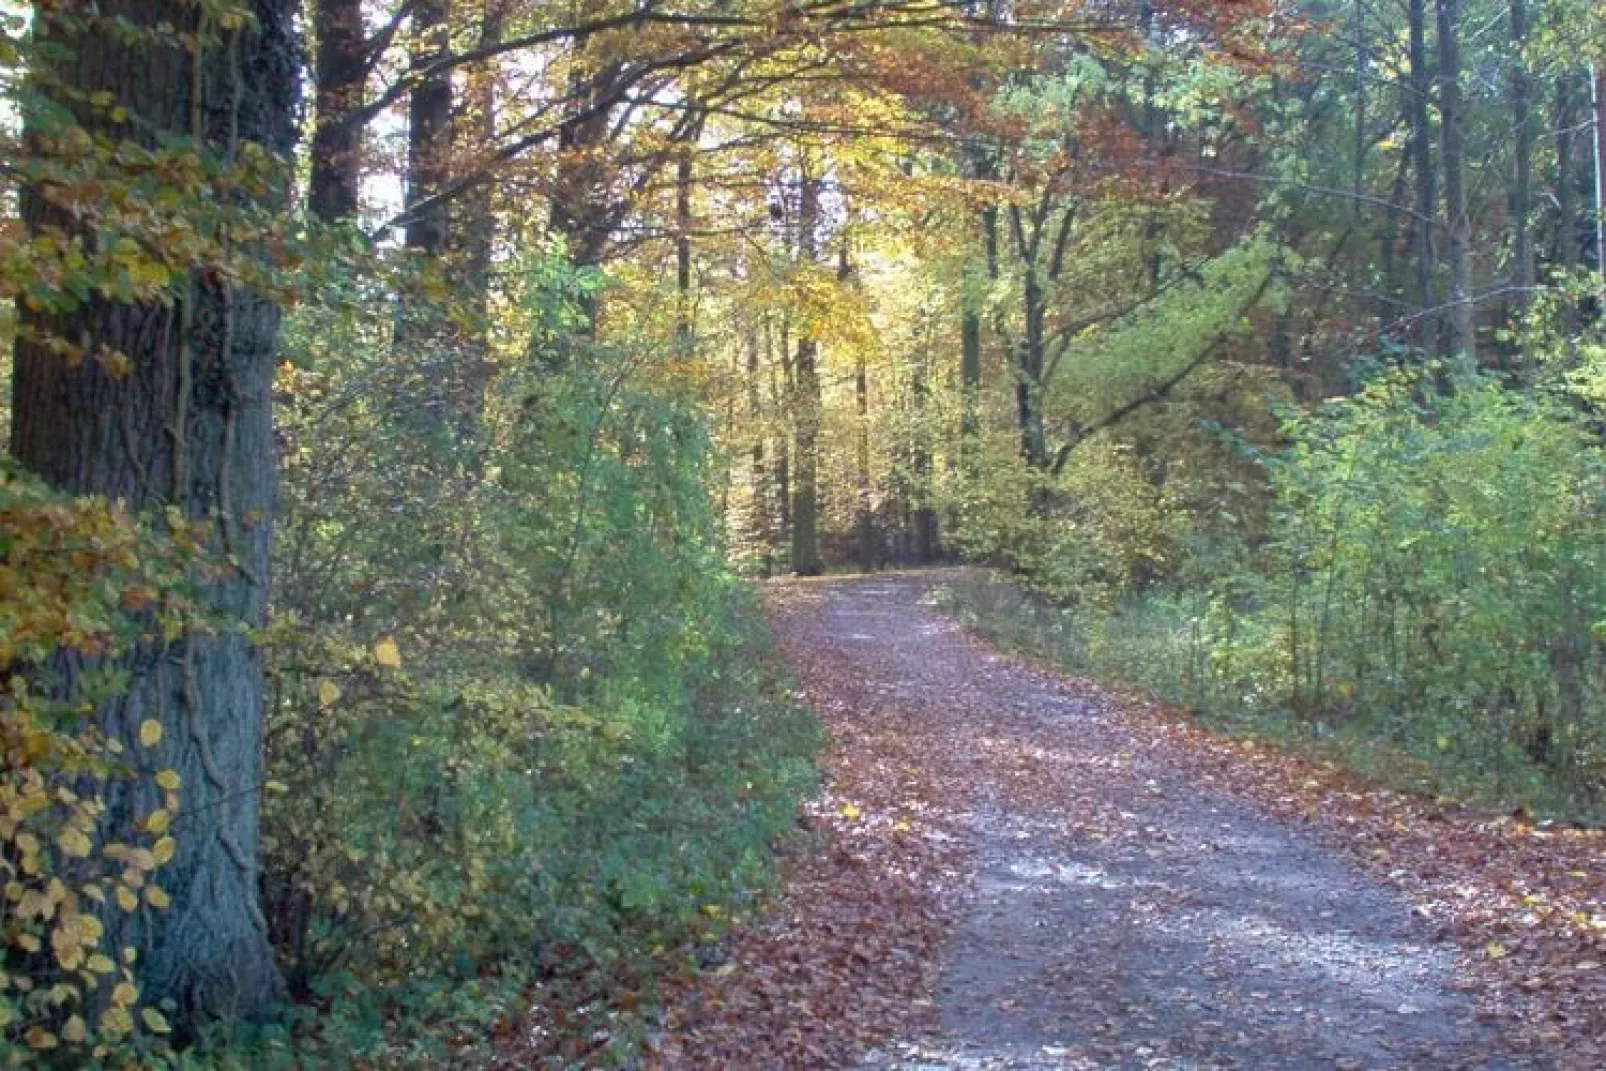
[771,573,1501,1069]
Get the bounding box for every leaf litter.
[646,573,1601,1068]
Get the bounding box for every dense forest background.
[0,0,1603,1062]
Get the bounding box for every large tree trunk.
[11,0,296,1023]
[311,0,366,222]
[1407,0,1438,352]
[1436,0,1476,364]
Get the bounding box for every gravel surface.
[800,575,1507,1070]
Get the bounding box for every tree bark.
[311,0,366,221]
[1407,0,1438,352]
[1595,68,1606,281]
[845,243,874,570]
[11,0,296,1023]
[677,148,695,354]
[746,330,772,576]
[1508,0,1534,311]
[790,168,824,577]
[1555,77,1579,269]
[406,0,452,257]
[1436,0,1476,364]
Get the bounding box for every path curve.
[775,574,1505,1070]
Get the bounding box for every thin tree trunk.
[790,168,824,576]
[1019,262,1049,469]
[1508,0,1534,313]
[677,148,694,354]
[406,0,452,257]
[444,0,503,452]
[311,0,366,222]
[746,330,772,576]
[1595,68,1606,281]
[12,0,296,1023]
[1555,77,1579,269]
[1436,0,1476,364]
[1408,0,1439,352]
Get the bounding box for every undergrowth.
[941,567,1604,827]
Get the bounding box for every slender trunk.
[311,0,365,222]
[1436,0,1476,364]
[1408,0,1439,351]
[405,0,451,257]
[746,330,772,575]
[855,348,874,569]
[1018,265,1048,469]
[12,0,296,1023]
[1350,0,1368,324]
[676,149,694,354]
[772,319,792,544]
[1594,68,1606,281]
[1380,150,1410,322]
[1508,0,1534,312]
[1555,77,1579,269]
[790,169,824,576]
[842,242,874,570]
[910,351,938,562]
[444,0,503,452]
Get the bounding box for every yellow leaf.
[62,1015,86,1043]
[145,886,170,909]
[16,933,41,953]
[25,1027,58,1049]
[154,769,181,791]
[56,827,92,859]
[1486,941,1507,960]
[140,1007,171,1034]
[115,886,138,912]
[840,803,861,820]
[86,954,115,974]
[144,809,169,835]
[99,1006,133,1036]
[138,720,162,748]
[110,981,137,1007]
[316,679,341,707]
[152,837,175,865]
[373,638,402,668]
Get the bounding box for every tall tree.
[790,163,824,576]
[1408,0,1439,353]
[311,0,367,221]
[406,0,453,256]
[1436,0,1476,362]
[1509,0,1535,310]
[11,0,298,1020]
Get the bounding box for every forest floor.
[652,572,1605,1069]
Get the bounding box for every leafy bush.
[249,247,819,1058]
[0,464,204,1061]
[948,370,1606,821]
